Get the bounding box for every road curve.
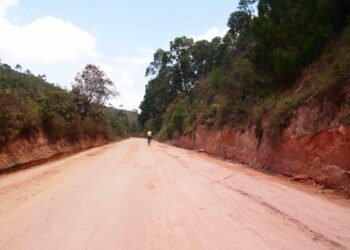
[0,138,350,250]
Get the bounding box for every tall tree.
[251,0,350,82]
[169,37,196,92]
[72,64,118,106]
[145,49,170,78]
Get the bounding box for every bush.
[0,91,40,142]
[232,58,254,88]
[0,65,133,144]
[171,103,190,133]
[209,68,221,88]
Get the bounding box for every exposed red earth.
[175,80,350,194]
[175,125,350,194]
[0,138,350,250]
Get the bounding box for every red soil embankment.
[175,126,350,193]
[174,84,350,193]
[0,133,108,173]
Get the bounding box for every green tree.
[252,0,350,82]
[72,64,118,106]
[169,37,196,92]
[227,10,252,39]
[145,49,170,77]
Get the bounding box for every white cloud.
[110,67,135,87]
[119,69,135,86]
[98,63,141,110]
[101,47,155,109]
[193,27,229,41]
[113,56,152,65]
[0,0,18,16]
[0,0,144,110]
[136,47,155,56]
[110,91,144,111]
[94,62,136,87]
[0,15,100,63]
[113,47,154,66]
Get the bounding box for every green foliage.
[232,58,254,88]
[139,35,227,131]
[209,69,221,88]
[0,64,133,144]
[204,103,222,128]
[251,0,350,82]
[104,108,136,139]
[171,103,190,133]
[227,10,252,38]
[139,0,350,144]
[72,64,118,106]
[0,91,40,142]
[39,90,71,140]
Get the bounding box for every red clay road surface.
[1,138,350,250]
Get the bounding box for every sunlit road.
[0,138,350,250]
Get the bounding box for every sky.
[0,0,239,110]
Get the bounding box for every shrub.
[171,103,190,133]
[0,91,40,142]
[209,68,221,88]
[0,65,133,144]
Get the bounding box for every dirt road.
[0,138,350,250]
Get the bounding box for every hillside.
[0,64,134,171]
[174,26,350,193]
[139,0,350,193]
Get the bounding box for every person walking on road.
[147,130,152,145]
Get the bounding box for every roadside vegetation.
[139,0,350,142]
[0,63,138,144]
